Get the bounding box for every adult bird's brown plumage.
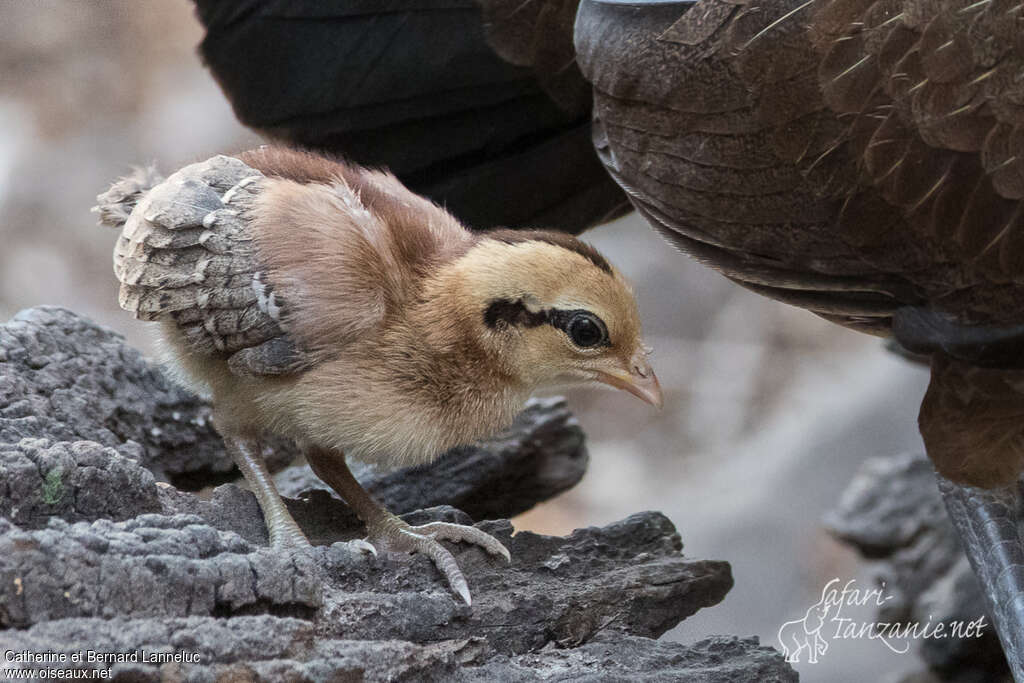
[576,0,1024,490]
[95,146,661,604]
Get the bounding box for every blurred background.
[0,2,934,680]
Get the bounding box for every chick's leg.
[224,435,310,549]
[304,446,510,605]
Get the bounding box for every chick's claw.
[347,538,378,557]
[411,521,512,563]
[366,519,511,606]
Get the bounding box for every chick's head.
[447,230,662,408]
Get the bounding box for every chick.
[95,146,661,604]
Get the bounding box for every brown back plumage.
[577,0,1024,333]
[237,147,475,359]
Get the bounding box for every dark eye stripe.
[484,299,611,348]
[483,299,549,329]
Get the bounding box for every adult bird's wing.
[576,0,1024,337]
[192,0,629,232]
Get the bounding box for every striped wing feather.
[111,155,307,376]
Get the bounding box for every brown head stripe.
[485,230,612,275]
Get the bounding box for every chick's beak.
[595,353,663,409]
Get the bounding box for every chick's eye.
[567,313,606,348]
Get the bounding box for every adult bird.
[191,0,1024,673]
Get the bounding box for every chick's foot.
[365,516,511,605]
[303,446,511,604]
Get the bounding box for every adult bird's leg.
[938,476,1024,680]
[304,446,511,605]
[224,434,310,549]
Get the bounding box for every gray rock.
[1,623,795,683]
[0,438,161,528]
[468,635,798,682]
[826,452,1011,682]
[0,306,795,680]
[157,481,270,545]
[0,507,730,649]
[0,514,320,628]
[1,616,484,682]
[0,306,230,485]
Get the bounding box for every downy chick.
[95,146,661,604]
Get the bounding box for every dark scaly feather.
[96,155,310,376]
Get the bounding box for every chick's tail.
[93,165,163,229]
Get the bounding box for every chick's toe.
[365,515,510,606]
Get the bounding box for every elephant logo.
[777,580,837,664]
